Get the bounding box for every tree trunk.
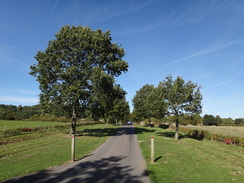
[70,107,76,162]
[175,116,179,140]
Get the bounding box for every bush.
[177,127,244,147]
[159,123,170,129]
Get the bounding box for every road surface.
[3,125,150,183]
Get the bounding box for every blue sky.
[0,0,244,119]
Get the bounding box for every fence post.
[151,135,154,163]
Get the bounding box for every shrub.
[20,128,32,133]
[159,123,170,129]
[175,127,244,147]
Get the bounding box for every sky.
[0,0,244,119]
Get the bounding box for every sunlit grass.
[0,120,66,130]
[0,124,120,181]
[135,125,244,183]
[183,126,244,138]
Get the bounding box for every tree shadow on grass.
[157,131,205,141]
[3,156,149,183]
[156,131,187,140]
[134,127,155,134]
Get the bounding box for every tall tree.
[30,25,128,161]
[108,97,130,124]
[132,84,154,121]
[132,84,167,123]
[203,114,216,126]
[159,75,202,140]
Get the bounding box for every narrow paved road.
[4,125,150,183]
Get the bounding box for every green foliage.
[159,75,202,116]
[132,84,167,122]
[177,127,244,147]
[0,124,119,181]
[0,120,104,139]
[179,114,202,125]
[132,75,202,139]
[235,118,244,125]
[203,114,218,126]
[136,126,244,183]
[221,117,235,125]
[108,97,130,123]
[159,74,202,139]
[30,25,128,124]
[0,104,43,120]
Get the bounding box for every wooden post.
[71,134,75,162]
[151,136,154,163]
[71,106,76,162]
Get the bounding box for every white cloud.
[162,38,244,68]
[0,96,39,104]
[18,90,39,94]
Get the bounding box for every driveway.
[3,125,150,183]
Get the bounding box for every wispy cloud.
[169,0,235,27]
[162,38,244,68]
[0,96,38,104]
[114,19,163,36]
[62,0,158,26]
[42,0,60,29]
[19,90,39,94]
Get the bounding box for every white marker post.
[151,135,154,163]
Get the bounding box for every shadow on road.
[4,156,148,183]
[76,127,119,137]
[76,125,154,138]
[3,126,150,183]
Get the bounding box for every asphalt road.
[3,125,150,183]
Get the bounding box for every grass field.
[183,125,244,138]
[135,125,244,183]
[0,124,120,181]
[0,120,67,130]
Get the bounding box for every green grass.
[0,124,120,181]
[183,126,244,138]
[0,120,67,130]
[135,125,244,183]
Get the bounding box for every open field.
[135,125,244,183]
[0,124,120,181]
[0,120,67,130]
[183,125,244,138]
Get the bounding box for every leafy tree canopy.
[159,75,202,139]
[30,25,128,162]
[30,25,128,119]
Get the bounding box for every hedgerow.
[0,121,104,137]
[170,126,244,147]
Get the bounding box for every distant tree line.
[0,104,43,120]
[131,74,242,127]
[203,114,244,126]
[0,101,130,123]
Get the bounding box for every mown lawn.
[0,120,67,130]
[0,124,120,181]
[135,125,244,183]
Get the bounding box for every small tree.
[108,97,130,124]
[203,114,217,126]
[30,25,128,161]
[159,75,202,140]
[132,84,167,123]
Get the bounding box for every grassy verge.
[135,125,244,183]
[183,126,244,138]
[0,120,67,130]
[0,124,120,181]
